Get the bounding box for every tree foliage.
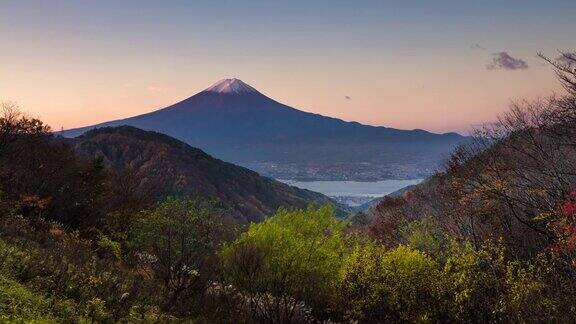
[338,244,440,322]
[131,197,228,311]
[221,205,347,323]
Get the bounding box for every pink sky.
[2,58,563,135]
[1,1,573,135]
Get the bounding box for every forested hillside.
[366,53,576,320]
[71,126,339,222]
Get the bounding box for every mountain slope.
[356,183,419,212]
[64,79,466,180]
[71,126,342,222]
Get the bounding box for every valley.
[278,179,423,207]
[243,161,434,181]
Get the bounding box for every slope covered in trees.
[71,126,342,222]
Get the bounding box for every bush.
[439,241,506,322]
[338,244,441,323]
[96,233,122,260]
[131,197,228,314]
[221,205,347,323]
[0,216,158,322]
[503,254,576,322]
[400,218,447,259]
[0,274,79,322]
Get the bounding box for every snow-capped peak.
[205,78,258,94]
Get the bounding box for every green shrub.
[0,240,27,276]
[400,218,447,259]
[439,241,506,322]
[338,244,441,323]
[131,197,227,314]
[0,227,155,322]
[0,273,80,322]
[96,234,122,260]
[221,204,347,323]
[503,254,576,322]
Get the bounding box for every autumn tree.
[0,103,107,229]
[0,102,50,157]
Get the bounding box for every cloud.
[486,52,528,70]
[470,43,485,50]
[345,96,351,100]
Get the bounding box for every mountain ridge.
[64,79,467,180]
[71,125,347,222]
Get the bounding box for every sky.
[1,0,575,134]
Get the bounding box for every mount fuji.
[64,79,466,180]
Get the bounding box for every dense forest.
[71,125,341,222]
[1,54,576,323]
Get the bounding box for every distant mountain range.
[71,126,346,222]
[64,79,466,180]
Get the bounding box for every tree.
[540,51,576,96]
[439,241,506,322]
[131,197,226,310]
[221,205,347,323]
[0,102,50,157]
[338,244,441,323]
[0,103,107,229]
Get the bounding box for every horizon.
[2,0,575,134]
[66,77,465,136]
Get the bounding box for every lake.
[278,179,424,206]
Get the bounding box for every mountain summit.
[205,78,259,94]
[64,79,466,180]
